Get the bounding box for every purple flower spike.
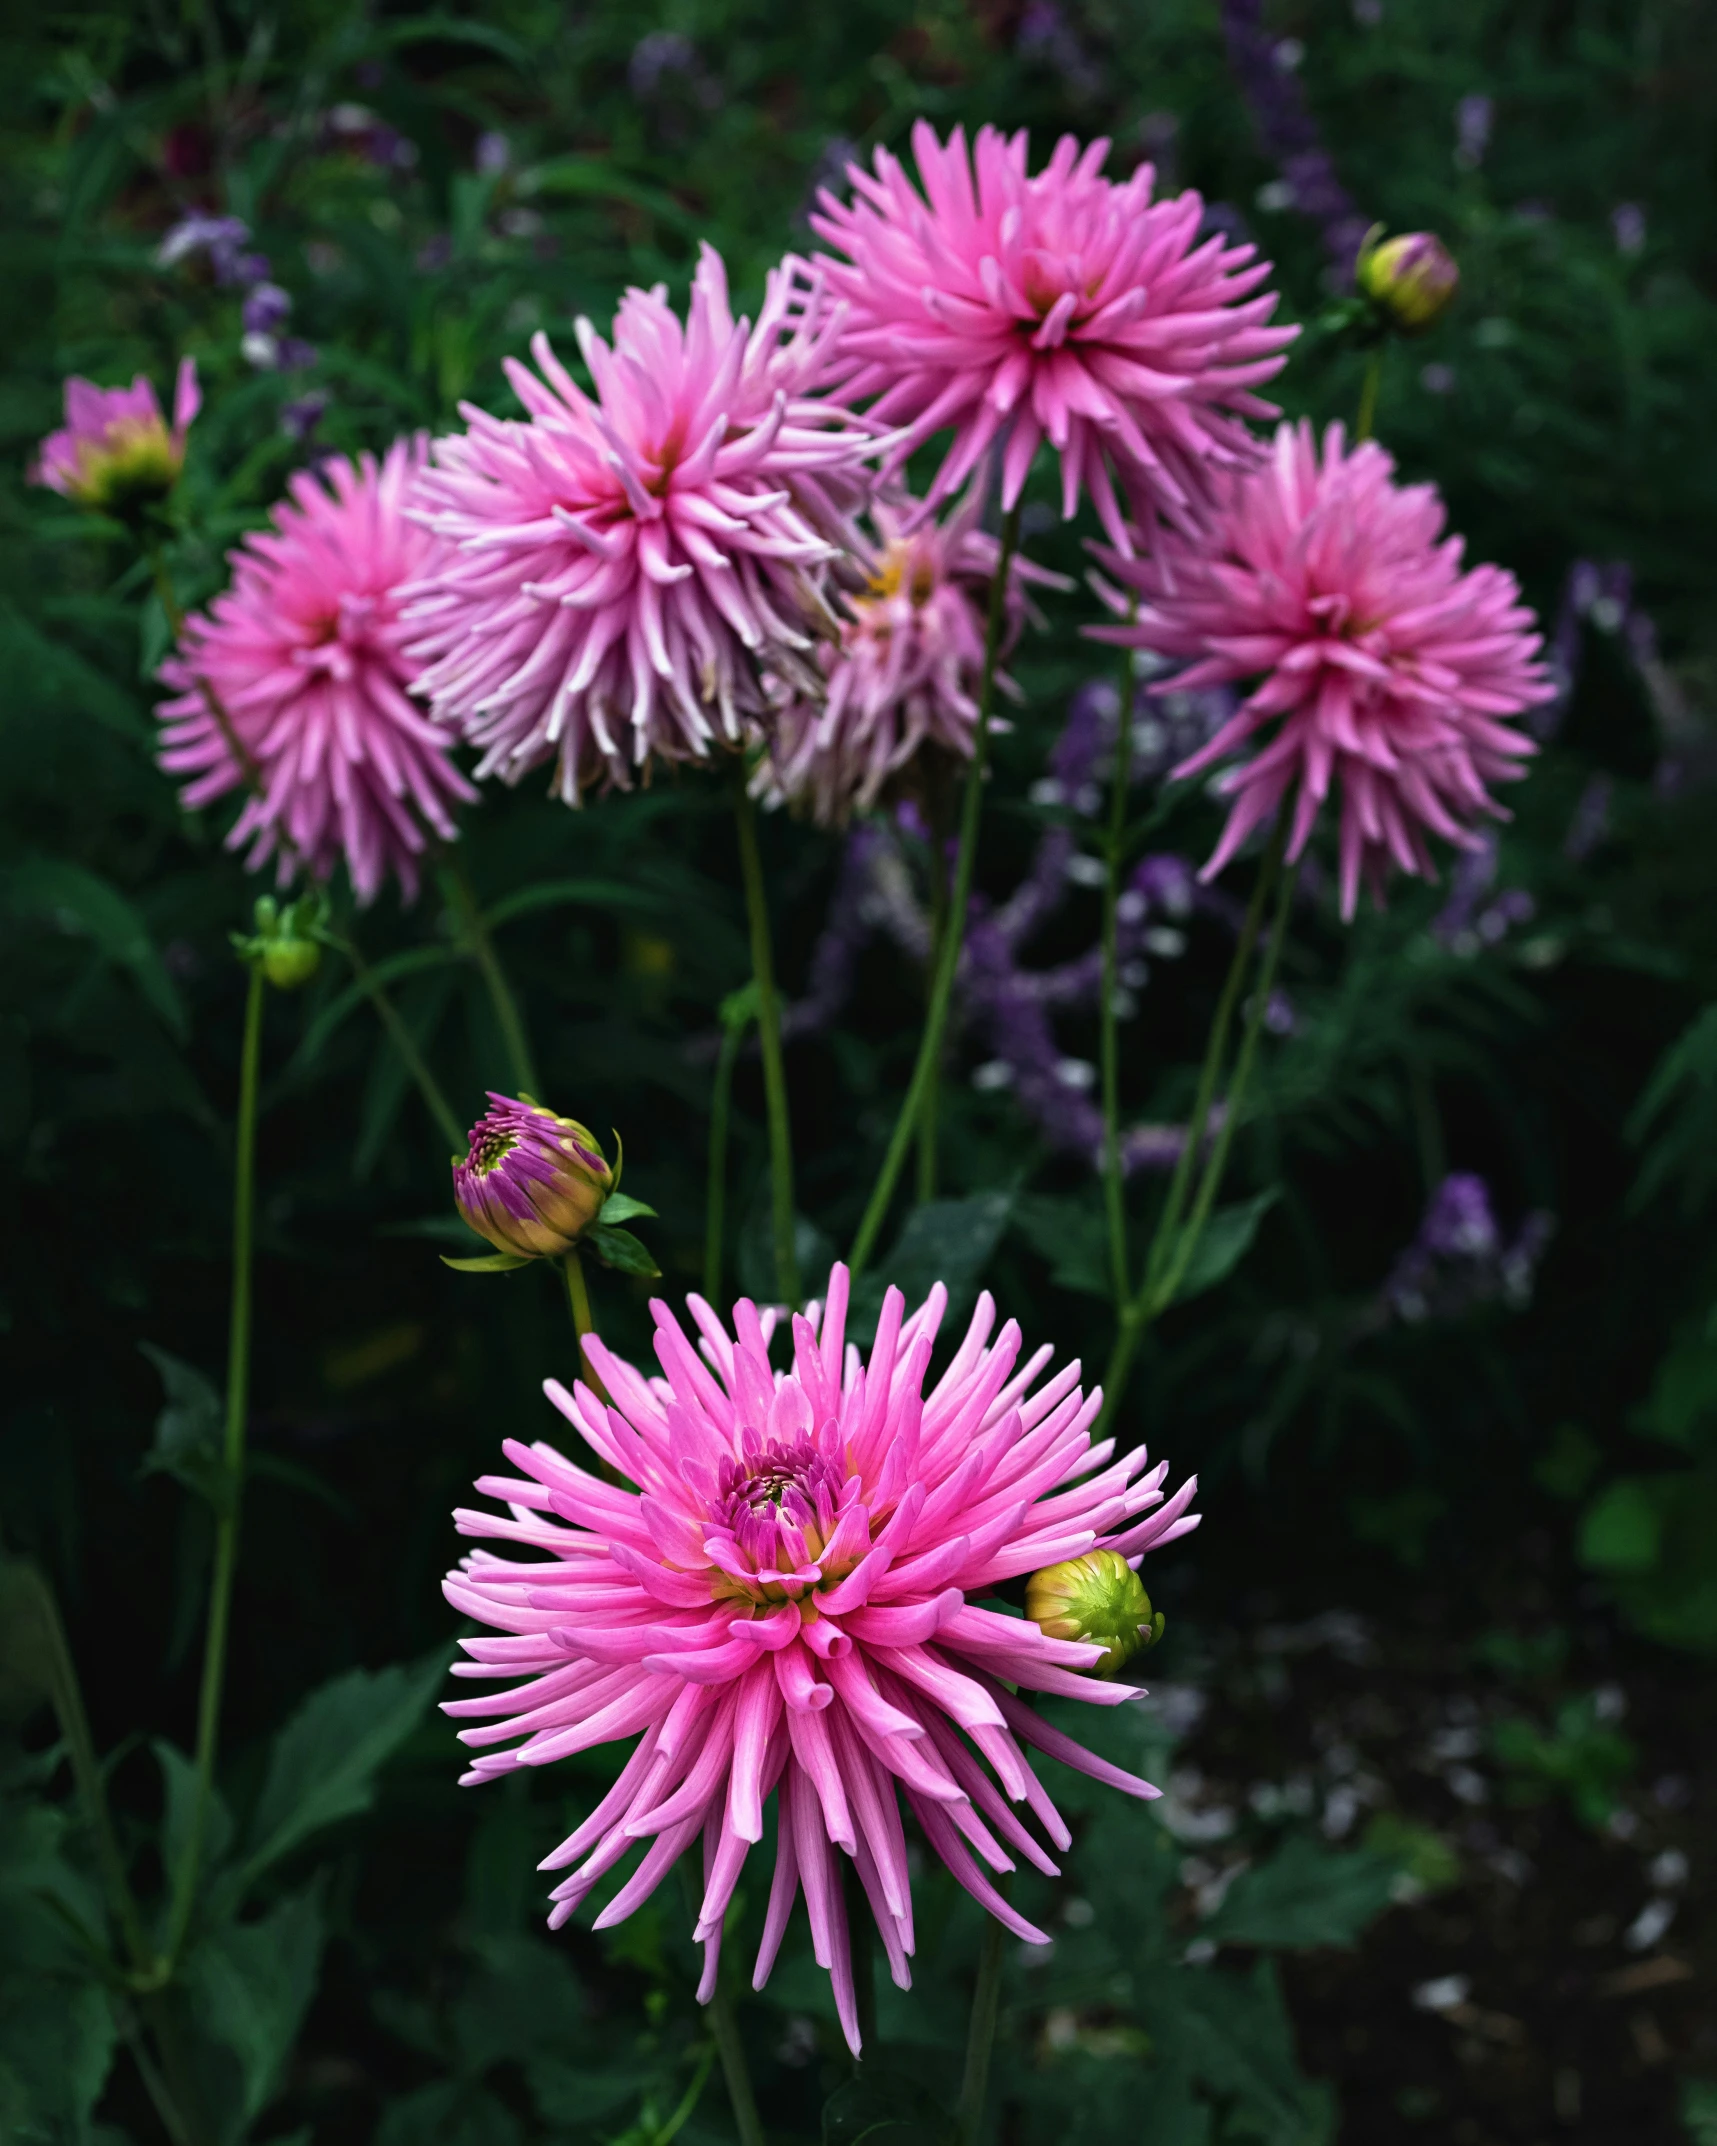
[453,1095,613,1262]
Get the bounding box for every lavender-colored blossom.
[1611,203,1647,257]
[1381,1173,1553,1324]
[157,213,252,282]
[1221,0,1371,279]
[454,1095,612,1260]
[1454,94,1493,170]
[475,131,512,177]
[1016,2,1104,99]
[629,30,699,96]
[280,391,328,444]
[242,282,292,336]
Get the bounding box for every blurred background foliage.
[0,0,1714,2140]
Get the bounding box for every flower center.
[469,1129,519,1177]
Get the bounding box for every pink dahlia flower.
[811,124,1295,552]
[31,357,200,515]
[444,1265,1197,2053]
[757,487,1061,825]
[1097,420,1553,916]
[406,245,874,803]
[156,436,475,905]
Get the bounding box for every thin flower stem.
[705,1013,748,1305]
[733,776,801,1310]
[916,820,952,1204]
[955,1913,1007,2146]
[850,503,1021,1278]
[166,958,265,1966]
[707,1976,767,2146]
[327,932,463,1152]
[445,859,539,1097]
[1100,628,1138,1305]
[1097,820,1291,1432]
[17,1562,151,1971]
[1355,347,1384,443]
[561,1248,608,1404]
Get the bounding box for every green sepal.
[597,1191,657,1226]
[440,1251,532,1273]
[587,1225,660,1278]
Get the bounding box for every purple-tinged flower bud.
[30,359,200,518]
[1025,1548,1164,1676]
[453,1095,613,1261]
[1357,229,1460,335]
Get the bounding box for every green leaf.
[586,1225,660,1278]
[0,603,149,740]
[285,944,454,1079]
[243,1653,449,1885]
[1579,1477,1664,1573]
[596,1192,657,1227]
[1200,1835,1399,1950]
[1169,1188,1279,1305]
[1168,1957,1335,2143]
[183,1883,324,2133]
[138,1342,230,1509]
[851,1191,1015,1342]
[1013,1193,1110,1297]
[1683,2076,1717,2146]
[155,1737,234,1889]
[0,1977,118,2137]
[5,859,186,1039]
[480,876,667,930]
[441,1251,532,1273]
[520,157,703,239]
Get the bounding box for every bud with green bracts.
[231,893,323,991]
[1356,227,1460,336]
[451,1094,613,1267]
[1025,1548,1165,1676]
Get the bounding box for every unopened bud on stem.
[452,1095,612,1262]
[1356,229,1460,336]
[1026,1548,1164,1676]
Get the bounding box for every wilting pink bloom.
[31,358,201,515]
[757,488,1062,825]
[407,245,874,803]
[444,1265,1198,2053]
[811,124,1295,552]
[157,436,475,904]
[1096,420,1552,916]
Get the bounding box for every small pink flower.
[31,358,201,514]
[757,487,1059,825]
[1097,420,1553,916]
[156,437,475,904]
[444,1265,1198,2053]
[811,124,1295,552]
[406,245,875,803]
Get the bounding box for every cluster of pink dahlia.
[812,124,1296,554]
[1098,421,1553,916]
[157,436,474,905]
[756,487,1060,825]
[444,1265,1197,2052]
[406,245,874,803]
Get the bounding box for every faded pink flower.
[31,358,200,515]
[406,245,874,803]
[444,1264,1197,2053]
[811,124,1295,552]
[157,436,475,904]
[757,487,1061,825]
[1097,420,1553,916]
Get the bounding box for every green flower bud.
[1025,1549,1164,1677]
[231,893,325,991]
[1356,229,1460,336]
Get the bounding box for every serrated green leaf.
[242,1653,449,1885]
[138,1342,230,1508]
[1168,1188,1280,1305]
[586,1225,660,1277]
[155,1737,233,1889]
[183,1883,324,2133]
[1200,1835,1398,1951]
[1013,1193,1110,1297]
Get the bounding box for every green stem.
[328,933,463,1152]
[705,1013,747,1305]
[445,859,539,1097]
[955,1914,1007,2146]
[1355,347,1384,443]
[17,1563,151,1971]
[850,504,1021,1277]
[733,778,801,1310]
[707,1974,767,2146]
[166,960,265,1965]
[1100,633,1138,1306]
[916,822,951,1205]
[1098,819,1287,1435]
[148,542,186,640]
[561,1247,608,1398]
